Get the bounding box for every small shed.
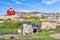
[7,8,15,16]
[22,24,41,35]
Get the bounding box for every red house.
[7,8,15,16]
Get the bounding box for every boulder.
[41,22,57,30]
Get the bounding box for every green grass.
[0,28,60,40]
[0,28,18,34]
[0,20,60,40]
[36,30,60,36]
[0,37,59,40]
[35,30,60,40]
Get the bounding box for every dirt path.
[50,33,60,39]
[0,34,35,39]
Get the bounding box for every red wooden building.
[7,8,15,16]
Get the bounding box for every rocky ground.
[0,34,35,39]
[50,33,60,39]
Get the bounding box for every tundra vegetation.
[0,17,60,40]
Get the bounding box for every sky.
[0,0,60,15]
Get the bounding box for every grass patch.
[0,29,60,40]
[0,28,18,34]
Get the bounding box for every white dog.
[18,29,21,34]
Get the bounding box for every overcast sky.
[0,0,60,15]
